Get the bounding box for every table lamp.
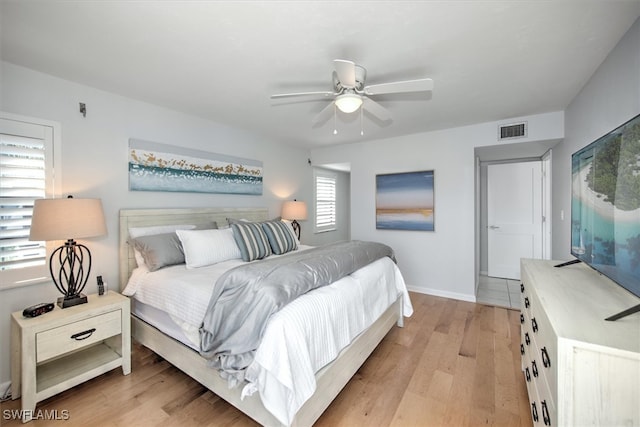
[281,200,308,240]
[29,196,107,308]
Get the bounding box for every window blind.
[0,133,46,270]
[315,173,336,232]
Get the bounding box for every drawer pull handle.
[525,367,531,382]
[531,402,539,422]
[525,332,530,345]
[525,297,530,308]
[520,343,525,355]
[520,314,525,324]
[71,328,96,341]
[532,318,538,332]
[542,347,551,368]
[542,400,551,426]
[532,360,539,377]
[520,283,525,293]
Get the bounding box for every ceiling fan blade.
[271,91,334,99]
[334,59,357,88]
[363,97,392,122]
[311,101,336,126]
[364,78,434,96]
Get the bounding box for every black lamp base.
[57,293,88,309]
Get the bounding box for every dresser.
[520,259,640,426]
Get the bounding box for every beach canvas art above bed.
[128,139,263,195]
[376,170,434,231]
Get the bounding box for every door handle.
[489,225,500,230]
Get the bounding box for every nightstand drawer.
[36,309,122,363]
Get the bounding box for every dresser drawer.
[36,309,122,363]
[526,283,558,400]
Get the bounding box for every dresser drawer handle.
[525,297,530,308]
[525,332,530,345]
[520,314,525,324]
[70,328,96,341]
[532,318,538,332]
[541,347,551,368]
[542,400,551,426]
[531,402,539,422]
[532,360,539,377]
[520,283,525,293]
[525,367,531,382]
[520,343,525,355]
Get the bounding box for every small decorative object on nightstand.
[281,199,308,240]
[11,292,131,423]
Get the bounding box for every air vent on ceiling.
[498,122,527,140]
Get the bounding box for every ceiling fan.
[271,59,434,126]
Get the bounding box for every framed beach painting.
[128,139,263,195]
[376,170,434,231]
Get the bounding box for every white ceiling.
[2,1,639,149]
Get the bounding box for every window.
[314,170,336,233]
[0,115,59,288]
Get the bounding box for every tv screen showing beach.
[571,113,640,298]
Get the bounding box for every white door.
[487,161,542,280]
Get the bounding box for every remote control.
[23,302,54,318]
[97,275,105,295]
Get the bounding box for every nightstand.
[10,291,131,423]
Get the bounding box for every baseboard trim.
[0,380,11,401]
[406,285,476,303]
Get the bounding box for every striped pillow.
[262,220,298,255]
[231,222,272,262]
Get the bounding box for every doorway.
[487,160,543,280]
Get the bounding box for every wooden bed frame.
[119,207,404,427]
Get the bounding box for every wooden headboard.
[119,207,269,291]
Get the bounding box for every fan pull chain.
[333,104,338,135]
[360,106,364,136]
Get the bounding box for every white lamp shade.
[282,200,308,220]
[335,93,363,113]
[29,198,107,241]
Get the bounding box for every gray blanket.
[199,240,394,383]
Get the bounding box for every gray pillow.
[130,232,185,271]
[130,221,218,271]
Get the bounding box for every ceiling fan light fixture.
[335,93,363,114]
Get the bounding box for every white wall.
[552,18,640,260]
[311,111,563,301]
[0,62,314,385]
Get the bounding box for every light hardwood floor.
[1,293,532,426]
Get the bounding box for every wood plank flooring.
[1,293,532,426]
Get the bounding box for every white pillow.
[176,228,242,268]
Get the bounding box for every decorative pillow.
[176,228,242,269]
[227,216,281,226]
[128,224,197,267]
[130,232,186,272]
[281,219,300,243]
[231,222,272,262]
[262,220,298,255]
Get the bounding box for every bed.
[119,207,412,427]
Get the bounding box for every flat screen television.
[568,113,640,321]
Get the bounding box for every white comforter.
[123,246,412,426]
